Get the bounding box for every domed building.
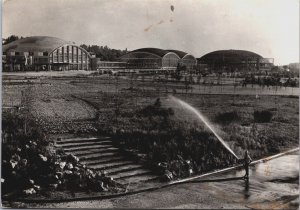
[120,48,180,72]
[2,36,91,71]
[120,48,198,73]
[166,50,197,72]
[197,50,273,73]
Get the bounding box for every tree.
[173,63,184,81]
[3,35,23,45]
[79,44,127,61]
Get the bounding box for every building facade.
[120,48,180,72]
[197,50,274,74]
[166,50,197,73]
[120,48,197,73]
[2,36,91,71]
[91,57,126,73]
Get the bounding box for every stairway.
[55,137,159,185]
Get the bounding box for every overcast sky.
[3,0,299,64]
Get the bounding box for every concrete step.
[106,164,143,175]
[56,137,111,144]
[90,161,135,170]
[111,169,152,180]
[55,141,113,148]
[62,144,114,152]
[81,156,127,166]
[58,136,159,186]
[69,147,119,157]
[117,174,159,185]
[79,152,119,161]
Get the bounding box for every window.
[43,52,48,56]
[53,50,58,63]
[82,52,86,63]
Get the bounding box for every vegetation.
[106,98,237,180]
[215,111,240,124]
[253,110,273,123]
[80,44,128,61]
[3,35,24,45]
[139,98,174,117]
[3,75,298,183]
[2,112,122,198]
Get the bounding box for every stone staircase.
[55,137,160,185]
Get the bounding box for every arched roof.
[166,50,188,58]
[198,49,263,63]
[130,48,171,58]
[3,36,73,53]
[49,44,91,58]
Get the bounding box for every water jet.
[170,96,239,160]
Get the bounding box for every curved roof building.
[131,48,172,57]
[199,50,263,63]
[3,36,73,53]
[120,48,197,72]
[167,49,197,71]
[197,49,271,73]
[120,48,180,70]
[166,49,190,58]
[2,36,91,71]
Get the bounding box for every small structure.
[90,58,126,73]
[243,150,252,184]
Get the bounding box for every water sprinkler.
[243,150,252,184]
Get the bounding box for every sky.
[2,0,299,65]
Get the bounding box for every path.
[18,151,298,209]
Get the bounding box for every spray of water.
[170,96,239,159]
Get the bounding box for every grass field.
[2,73,299,160]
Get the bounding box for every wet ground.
[9,151,299,209]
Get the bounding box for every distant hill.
[288,62,300,69]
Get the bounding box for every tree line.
[2,35,24,45]
[80,44,128,61]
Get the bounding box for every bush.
[110,99,238,180]
[2,112,121,197]
[139,98,174,117]
[215,111,240,124]
[254,110,273,123]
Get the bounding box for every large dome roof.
[3,36,73,53]
[198,50,263,63]
[130,48,172,57]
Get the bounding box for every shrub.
[254,110,273,123]
[2,112,121,197]
[215,111,240,124]
[139,98,174,118]
[110,99,238,180]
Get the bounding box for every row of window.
[4,51,48,56]
[49,46,88,64]
[97,62,126,68]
